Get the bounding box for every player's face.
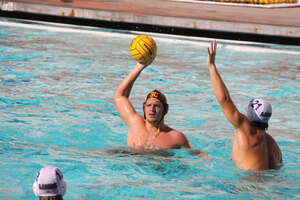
[144,99,164,123]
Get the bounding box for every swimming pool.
[0,17,299,199]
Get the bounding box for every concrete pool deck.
[1,0,300,44]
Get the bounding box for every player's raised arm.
[114,35,157,127]
[114,61,153,126]
[207,40,243,128]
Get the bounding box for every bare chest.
[129,129,177,149]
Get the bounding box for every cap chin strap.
[143,101,165,137]
[144,119,162,137]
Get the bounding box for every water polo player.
[33,165,67,200]
[114,59,191,149]
[207,40,282,170]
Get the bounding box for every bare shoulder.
[169,129,184,137]
[167,128,191,148]
[265,132,283,167]
[265,133,281,151]
[132,112,144,122]
[127,113,146,130]
[265,132,276,142]
[164,126,184,137]
[234,115,262,149]
[235,114,255,136]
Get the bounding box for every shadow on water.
[88,147,207,180]
[98,146,176,157]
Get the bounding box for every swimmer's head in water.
[33,165,67,197]
[143,90,169,118]
[246,99,272,124]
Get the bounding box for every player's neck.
[145,119,164,137]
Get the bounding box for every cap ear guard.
[33,181,38,196]
[33,170,40,196]
[163,103,169,116]
[55,168,67,196]
[60,180,67,196]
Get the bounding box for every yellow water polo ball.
[130,35,157,63]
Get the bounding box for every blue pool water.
[0,17,299,199]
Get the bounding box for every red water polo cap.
[143,89,169,116]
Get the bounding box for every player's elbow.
[218,94,231,107]
[113,88,123,101]
[114,97,123,107]
[113,93,118,103]
[113,92,122,105]
[113,92,118,101]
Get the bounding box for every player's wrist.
[208,63,216,68]
[136,62,145,68]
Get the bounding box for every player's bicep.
[114,97,138,126]
[221,101,244,128]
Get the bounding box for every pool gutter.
[1,0,300,45]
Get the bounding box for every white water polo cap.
[246,99,272,123]
[33,165,67,197]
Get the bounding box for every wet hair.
[39,196,63,200]
[250,121,269,130]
